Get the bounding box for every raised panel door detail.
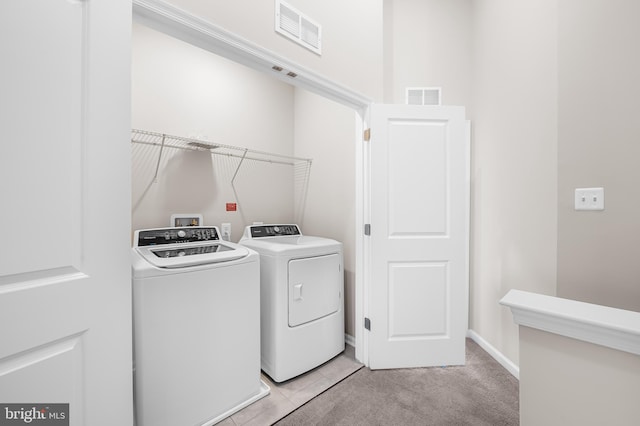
[388,262,448,340]
[388,119,448,237]
[0,335,84,412]
[1,0,84,278]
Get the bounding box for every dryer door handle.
[293,283,303,301]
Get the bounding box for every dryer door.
[288,253,342,327]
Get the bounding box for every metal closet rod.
[131,128,312,167]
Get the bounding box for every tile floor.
[219,345,363,426]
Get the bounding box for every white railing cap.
[500,289,640,356]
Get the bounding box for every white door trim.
[132,0,372,364]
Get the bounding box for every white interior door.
[368,104,469,369]
[0,1,132,425]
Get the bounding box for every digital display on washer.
[151,243,233,258]
[137,227,220,246]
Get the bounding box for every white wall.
[469,0,640,371]
[469,0,558,364]
[292,88,357,336]
[165,0,384,101]
[557,0,640,312]
[132,23,296,238]
[520,327,640,425]
[383,0,558,366]
[383,0,472,105]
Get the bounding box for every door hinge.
[363,128,371,142]
[364,317,371,331]
[364,224,371,236]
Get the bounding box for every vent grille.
[275,0,322,55]
[301,17,320,49]
[406,87,442,106]
[279,3,299,37]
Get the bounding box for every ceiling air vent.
[406,87,442,106]
[275,0,322,55]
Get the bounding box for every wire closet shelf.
[131,128,313,224]
[131,128,312,166]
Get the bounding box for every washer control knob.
[273,226,280,233]
[177,230,186,238]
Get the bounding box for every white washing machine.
[132,226,269,426]
[239,224,344,382]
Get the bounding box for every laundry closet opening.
[131,21,359,339]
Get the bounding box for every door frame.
[132,0,373,364]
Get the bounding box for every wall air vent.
[275,0,322,55]
[406,87,442,106]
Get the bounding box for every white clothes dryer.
[132,226,269,426]
[239,224,345,382]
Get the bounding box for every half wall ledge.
[500,289,640,356]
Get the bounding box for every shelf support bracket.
[231,148,249,223]
[152,134,166,183]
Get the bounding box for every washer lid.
[132,227,250,268]
[135,241,250,268]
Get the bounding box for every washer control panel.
[136,227,220,247]
[248,224,301,238]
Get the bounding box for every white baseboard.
[467,329,519,380]
[344,333,356,348]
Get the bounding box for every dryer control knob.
[177,230,186,238]
[273,226,280,233]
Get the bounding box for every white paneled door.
[368,105,469,369]
[0,1,132,425]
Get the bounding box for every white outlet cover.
[574,187,604,211]
[221,223,231,241]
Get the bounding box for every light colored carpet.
[274,339,519,425]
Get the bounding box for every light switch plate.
[574,187,604,211]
